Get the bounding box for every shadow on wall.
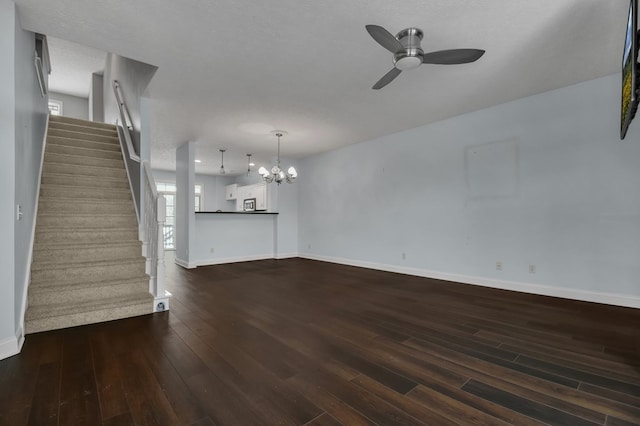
[102,53,157,155]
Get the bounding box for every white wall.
[0,0,48,360]
[0,0,17,354]
[298,74,640,307]
[14,11,48,334]
[175,142,195,265]
[89,73,103,122]
[192,214,276,266]
[152,169,235,211]
[48,91,88,120]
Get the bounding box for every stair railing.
[112,80,170,312]
[112,80,140,162]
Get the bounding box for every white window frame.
[48,99,63,116]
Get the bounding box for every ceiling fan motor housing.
[393,28,424,70]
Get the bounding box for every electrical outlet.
[496,261,503,271]
[16,204,22,221]
[529,264,536,274]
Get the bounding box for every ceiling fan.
[365,24,485,90]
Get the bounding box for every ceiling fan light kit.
[258,130,297,185]
[365,24,485,90]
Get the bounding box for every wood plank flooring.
[1,256,640,425]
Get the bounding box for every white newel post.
[154,194,168,311]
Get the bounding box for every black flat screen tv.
[621,0,639,139]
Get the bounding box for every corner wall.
[48,91,88,120]
[0,0,17,356]
[0,0,48,360]
[298,74,640,307]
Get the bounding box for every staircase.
[25,115,153,334]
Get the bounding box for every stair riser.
[31,261,146,285]
[47,128,119,145]
[38,200,134,214]
[46,144,122,160]
[48,136,121,152]
[37,215,137,228]
[50,115,117,131]
[29,280,148,306]
[43,163,127,179]
[25,301,152,334]
[41,174,129,189]
[40,186,132,200]
[33,244,142,264]
[35,230,139,244]
[48,122,117,138]
[45,153,124,169]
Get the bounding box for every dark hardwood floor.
[2,256,640,425]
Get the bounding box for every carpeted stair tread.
[30,259,146,288]
[48,121,117,138]
[43,162,127,179]
[33,241,143,261]
[25,299,153,334]
[47,128,119,144]
[39,184,132,200]
[44,152,125,169]
[49,115,117,130]
[35,228,138,244]
[47,135,121,152]
[29,274,149,292]
[37,200,135,215]
[36,213,137,228]
[46,143,123,160]
[28,279,149,307]
[41,172,129,189]
[26,292,152,320]
[31,252,146,269]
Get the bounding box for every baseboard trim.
[275,252,298,260]
[194,254,275,267]
[174,257,195,269]
[299,253,640,309]
[0,329,25,361]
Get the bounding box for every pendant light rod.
[219,149,226,175]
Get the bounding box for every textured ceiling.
[47,37,106,98]
[15,0,628,175]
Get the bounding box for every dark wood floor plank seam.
[461,379,602,426]
[399,338,610,423]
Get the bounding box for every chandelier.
[258,130,297,184]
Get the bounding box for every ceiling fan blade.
[372,68,402,90]
[366,24,404,54]
[422,49,485,65]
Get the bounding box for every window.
[48,99,63,116]
[155,182,203,249]
[195,184,202,212]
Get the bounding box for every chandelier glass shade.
[259,131,297,184]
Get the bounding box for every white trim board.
[18,114,50,346]
[194,254,275,267]
[299,253,640,309]
[174,253,293,269]
[0,330,24,361]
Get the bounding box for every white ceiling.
[15,0,628,175]
[46,37,106,98]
